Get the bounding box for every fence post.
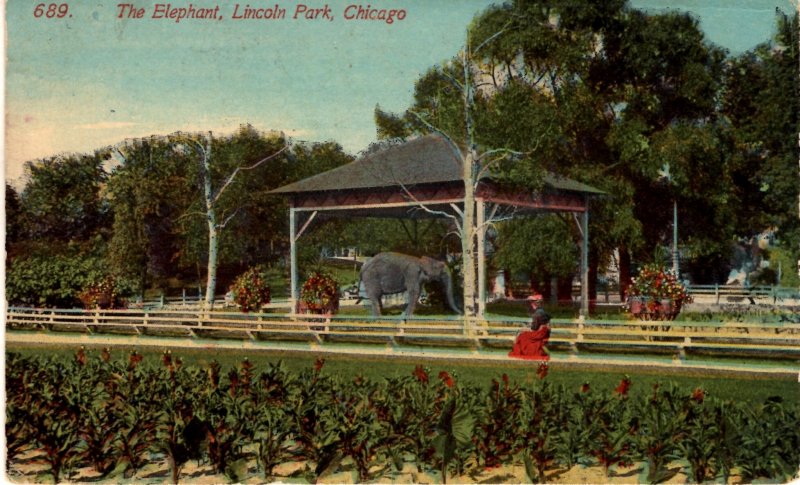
[160,293,165,308]
[715,284,720,304]
[182,288,186,306]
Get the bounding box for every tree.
[20,152,111,242]
[493,215,579,300]
[107,137,193,295]
[722,12,799,265]
[166,128,290,309]
[380,0,736,300]
[7,152,115,306]
[6,184,23,249]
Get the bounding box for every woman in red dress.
[509,308,551,360]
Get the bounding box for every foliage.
[6,350,800,483]
[300,271,340,314]
[229,266,271,312]
[20,152,110,242]
[493,215,578,296]
[6,242,111,307]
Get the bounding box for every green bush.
[7,252,109,307]
[770,247,800,287]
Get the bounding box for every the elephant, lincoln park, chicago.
[358,252,462,317]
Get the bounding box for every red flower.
[162,350,172,368]
[438,371,455,388]
[580,382,591,393]
[100,347,111,363]
[536,362,549,380]
[314,357,326,373]
[75,346,87,366]
[129,350,143,367]
[691,387,706,403]
[614,376,632,396]
[413,365,429,383]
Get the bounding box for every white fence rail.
[6,307,800,362]
[687,284,800,305]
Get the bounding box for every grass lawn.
[7,342,798,406]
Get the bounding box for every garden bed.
[6,349,799,484]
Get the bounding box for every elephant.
[358,252,462,317]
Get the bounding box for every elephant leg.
[405,288,419,318]
[366,290,382,317]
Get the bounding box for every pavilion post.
[580,207,589,319]
[289,207,298,313]
[477,198,486,318]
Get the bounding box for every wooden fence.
[6,306,800,363]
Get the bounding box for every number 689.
[34,3,70,18]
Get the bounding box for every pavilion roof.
[270,135,605,196]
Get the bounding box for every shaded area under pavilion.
[269,134,604,322]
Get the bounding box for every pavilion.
[269,134,604,321]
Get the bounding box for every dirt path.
[7,448,713,485]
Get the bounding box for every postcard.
[5,0,799,483]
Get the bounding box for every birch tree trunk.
[200,134,218,310]
[461,54,479,320]
[461,150,478,319]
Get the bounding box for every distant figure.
[527,292,543,314]
[509,308,551,361]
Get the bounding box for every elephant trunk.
[442,271,462,315]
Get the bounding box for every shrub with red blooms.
[300,271,339,314]
[229,266,271,312]
[624,263,692,319]
[78,275,126,309]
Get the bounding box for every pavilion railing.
[6,306,800,362]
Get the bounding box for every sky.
[4,0,798,187]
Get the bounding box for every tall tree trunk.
[618,246,631,301]
[588,246,599,311]
[461,54,479,320]
[557,277,573,304]
[201,134,218,310]
[461,150,478,318]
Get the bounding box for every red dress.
[508,325,550,360]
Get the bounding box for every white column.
[477,198,486,318]
[289,207,298,313]
[580,208,589,319]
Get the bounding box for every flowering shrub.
[78,276,124,309]
[624,264,692,319]
[229,266,271,312]
[299,271,339,314]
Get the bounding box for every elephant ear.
[419,256,443,277]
